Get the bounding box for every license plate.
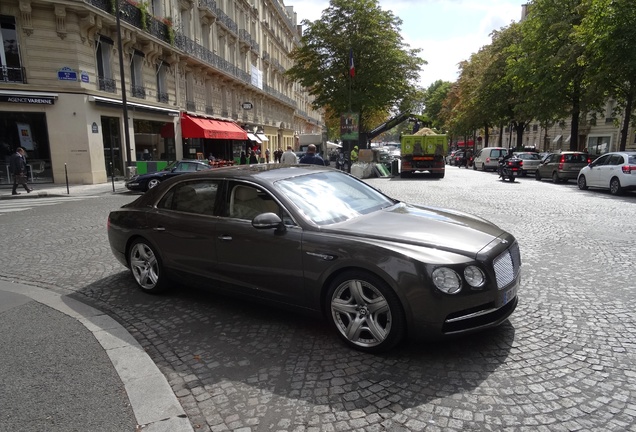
[502,286,517,305]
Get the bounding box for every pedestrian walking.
[265,148,271,163]
[280,145,298,164]
[298,144,325,166]
[10,147,33,195]
[248,150,258,164]
[240,151,247,165]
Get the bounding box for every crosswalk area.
[0,196,99,215]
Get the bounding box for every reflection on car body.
[108,165,521,352]
[125,159,213,192]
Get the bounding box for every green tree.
[422,80,452,130]
[579,0,636,151]
[285,0,425,148]
[517,0,595,151]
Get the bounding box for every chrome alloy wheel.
[147,179,161,190]
[129,242,159,290]
[330,279,392,348]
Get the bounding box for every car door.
[147,179,220,279]
[586,154,611,187]
[214,182,306,307]
[539,154,555,177]
[599,154,625,187]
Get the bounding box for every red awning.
[181,114,247,140]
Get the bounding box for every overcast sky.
[288,0,524,88]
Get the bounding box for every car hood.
[323,203,505,258]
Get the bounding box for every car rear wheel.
[326,271,405,353]
[535,171,542,181]
[128,239,169,293]
[552,172,560,184]
[610,177,623,195]
[146,178,161,191]
[481,163,486,171]
[577,175,588,190]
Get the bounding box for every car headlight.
[432,267,462,294]
[464,265,486,288]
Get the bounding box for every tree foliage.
[578,0,636,150]
[285,0,425,140]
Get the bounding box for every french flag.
[349,49,355,78]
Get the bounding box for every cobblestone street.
[1,167,635,431]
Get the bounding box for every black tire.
[508,174,515,182]
[577,175,588,190]
[552,172,560,184]
[535,170,542,181]
[610,177,623,195]
[326,271,406,353]
[521,170,527,177]
[481,163,486,171]
[128,239,169,294]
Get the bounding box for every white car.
[577,151,636,195]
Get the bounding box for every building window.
[156,62,168,103]
[130,50,145,98]
[587,136,611,156]
[0,15,24,83]
[96,36,115,92]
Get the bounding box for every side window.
[608,155,623,166]
[157,181,219,215]
[592,155,610,166]
[229,184,281,220]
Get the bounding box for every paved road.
[1,168,635,431]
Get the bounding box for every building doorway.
[101,116,122,177]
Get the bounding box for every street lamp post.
[115,0,133,174]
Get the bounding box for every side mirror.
[252,212,284,230]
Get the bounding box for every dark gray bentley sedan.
[108,164,521,353]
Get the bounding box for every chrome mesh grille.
[493,242,521,289]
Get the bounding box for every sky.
[288,0,525,89]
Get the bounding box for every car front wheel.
[610,177,623,195]
[577,175,588,190]
[128,239,169,293]
[146,178,161,191]
[327,271,405,353]
[536,171,542,181]
[552,172,560,184]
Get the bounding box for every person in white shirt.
[280,145,298,164]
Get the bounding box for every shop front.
[180,113,248,165]
[0,90,56,187]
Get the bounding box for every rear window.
[628,155,636,164]
[564,154,587,163]
[491,149,507,158]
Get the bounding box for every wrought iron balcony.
[131,85,146,98]
[205,105,214,115]
[98,76,117,93]
[157,92,169,103]
[186,100,196,111]
[0,66,27,83]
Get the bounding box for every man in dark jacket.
[298,144,325,166]
[10,147,33,195]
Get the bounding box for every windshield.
[515,153,540,160]
[275,171,395,225]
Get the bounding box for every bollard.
[64,163,69,194]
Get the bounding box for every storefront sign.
[58,67,78,81]
[17,123,34,151]
[0,95,55,104]
[241,102,253,110]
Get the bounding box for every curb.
[0,281,193,432]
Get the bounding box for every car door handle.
[218,235,232,241]
[153,226,166,231]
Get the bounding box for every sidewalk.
[0,180,131,200]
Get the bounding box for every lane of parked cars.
[447,148,636,196]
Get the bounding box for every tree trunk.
[483,123,489,147]
[498,123,504,147]
[619,89,634,152]
[569,78,581,151]
[515,123,525,149]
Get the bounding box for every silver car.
[513,152,542,176]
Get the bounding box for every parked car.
[108,165,521,353]
[535,151,590,183]
[473,147,509,171]
[446,150,460,165]
[577,151,636,195]
[125,160,213,192]
[451,151,465,166]
[513,152,542,176]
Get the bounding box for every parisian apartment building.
[0,0,324,185]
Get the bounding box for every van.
[473,147,509,171]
